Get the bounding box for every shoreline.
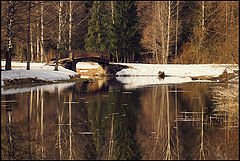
[1,62,238,87]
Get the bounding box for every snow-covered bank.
[115,63,238,77]
[1,61,79,86]
[114,63,238,89]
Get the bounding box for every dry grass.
[212,85,239,127]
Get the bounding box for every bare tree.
[175,1,179,63]
[26,1,31,70]
[54,1,62,71]
[40,1,44,63]
[5,1,15,70]
[141,1,177,64]
[165,1,171,64]
[69,1,72,60]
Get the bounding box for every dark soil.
[3,78,50,86]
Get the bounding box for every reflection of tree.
[40,87,44,159]
[112,90,141,160]
[86,89,142,160]
[87,100,108,159]
[150,85,174,160]
[4,94,16,160]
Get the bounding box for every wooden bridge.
[54,50,111,71]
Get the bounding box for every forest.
[1,1,239,69]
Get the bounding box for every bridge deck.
[57,51,110,69]
[73,51,110,62]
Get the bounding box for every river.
[1,77,239,160]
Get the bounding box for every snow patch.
[1,61,79,86]
[115,63,238,89]
[116,63,238,77]
[76,62,100,69]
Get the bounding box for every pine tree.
[109,1,141,63]
[84,1,111,52]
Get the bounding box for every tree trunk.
[36,3,40,62]
[40,1,44,63]
[154,1,159,64]
[165,1,171,65]
[111,1,114,24]
[54,1,62,71]
[5,1,15,71]
[202,1,205,30]
[225,1,228,41]
[27,1,31,70]
[111,1,118,63]
[175,1,179,63]
[30,23,34,62]
[69,1,72,59]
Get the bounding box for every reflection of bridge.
[57,51,111,71]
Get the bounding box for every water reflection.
[1,79,239,160]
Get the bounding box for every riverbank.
[1,61,80,86]
[1,61,239,86]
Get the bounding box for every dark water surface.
[1,78,239,160]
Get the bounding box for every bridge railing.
[72,50,110,61]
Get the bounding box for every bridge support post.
[72,60,76,72]
[69,52,73,61]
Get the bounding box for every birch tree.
[69,1,72,60]
[54,1,62,71]
[175,1,179,62]
[5,1,15,70]
[141,1,177,64]
[40,1,44,63]
[165,1,171,64]
[26,1,31,70]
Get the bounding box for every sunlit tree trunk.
[40,1,44,63]
[6,1,15,70]
[202,1,205,32]
[154,1,159,64]
[36,13,40,62]
[199,1,205,55]
[54,1,62,71]
[175,1,179,63]
[36,2,40,62]
[111,1,118,63]
[69,1,73,60]
[27,1,31,70]
[30,23,34,62]
[165,1,171,65]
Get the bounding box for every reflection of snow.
[229,76,239,82]
[1,82,75,95]
[116,76,192,89]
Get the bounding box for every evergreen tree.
[109,1,141,63]
[84,1,111,52]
